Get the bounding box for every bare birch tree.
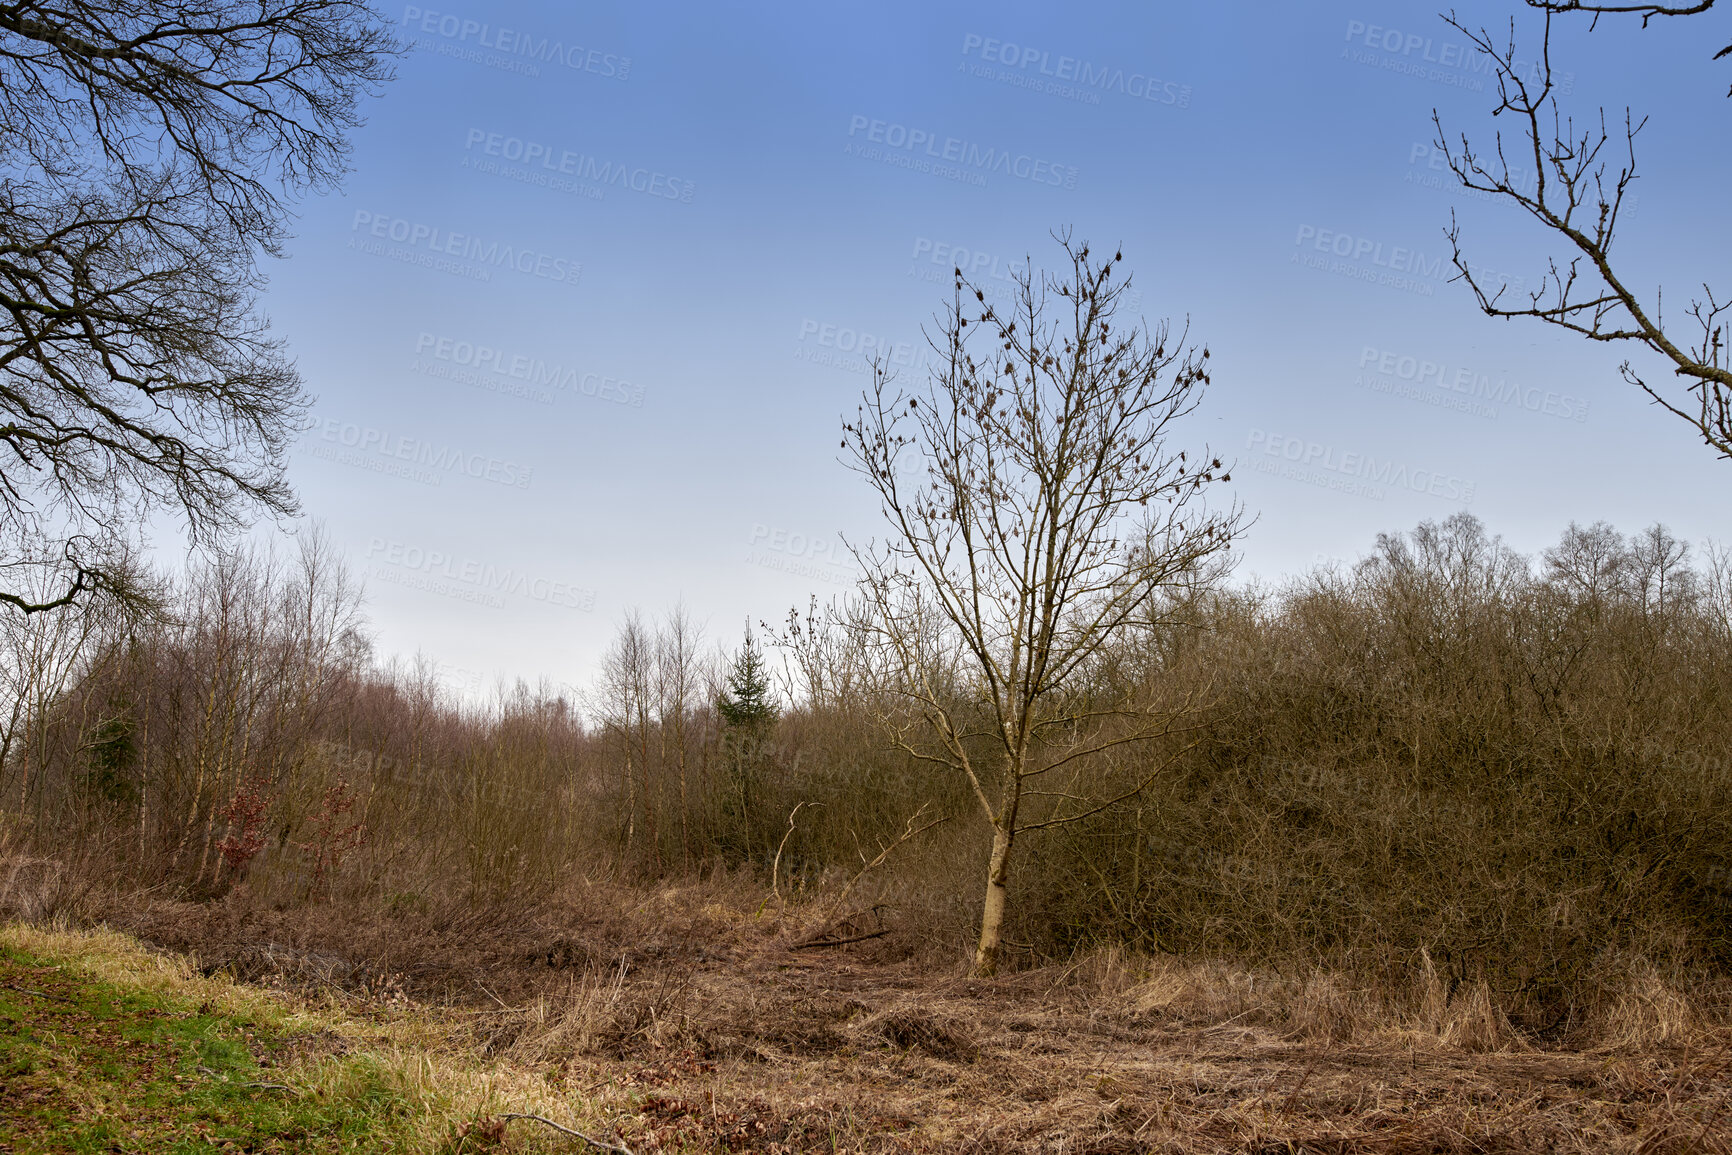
[597,611,656,865]
[1433,2,1732,459]
[655,606,701,870]
[841,235,1243,976]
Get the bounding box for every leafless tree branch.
[0,2,396,611]
[1434,6,1732,460]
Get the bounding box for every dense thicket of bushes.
[3,515,1729,1027]
[1025,516,1732,1029]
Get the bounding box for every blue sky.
[250,0,1730,695]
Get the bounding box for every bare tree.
[0,2,396,612]
[1543,520,1634,602]
[770,594,869,713]
[841,235,1243,976]
[1703,537,1732,640]
[1433,2,1732,460]
[597,610,657,864]
[655,606,702,870]
[0,560,113,816]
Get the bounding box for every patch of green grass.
[0,943,433,1153]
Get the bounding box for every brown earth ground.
[34,878,1732,1153]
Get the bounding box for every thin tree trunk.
[974,819,1015,977]
[638,704,658,872]
[677,715,689,873]
[137,666,152,870]
[622,748,636,854]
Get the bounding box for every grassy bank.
[0,923,624,1154]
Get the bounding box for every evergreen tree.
[715,625,778,860]
[717,627,778,732]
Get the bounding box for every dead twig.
[499,1112,634,1153]
[2,983,66,1001]
[789,929,891,950]
[759,800,820,915]
[1279,1063,1316,1116]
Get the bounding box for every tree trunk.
[677,727,689,873]
[973,819,1015,976]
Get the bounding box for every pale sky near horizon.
[233,0,1729,699]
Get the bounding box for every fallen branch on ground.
[789,928,891,950]
[499,1112,634,1153]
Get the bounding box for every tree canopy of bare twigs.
[1434,2,1732,461]
[840,233,1243,976]
[0,1,396,613]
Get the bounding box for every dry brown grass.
[16,868,1724,1154]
